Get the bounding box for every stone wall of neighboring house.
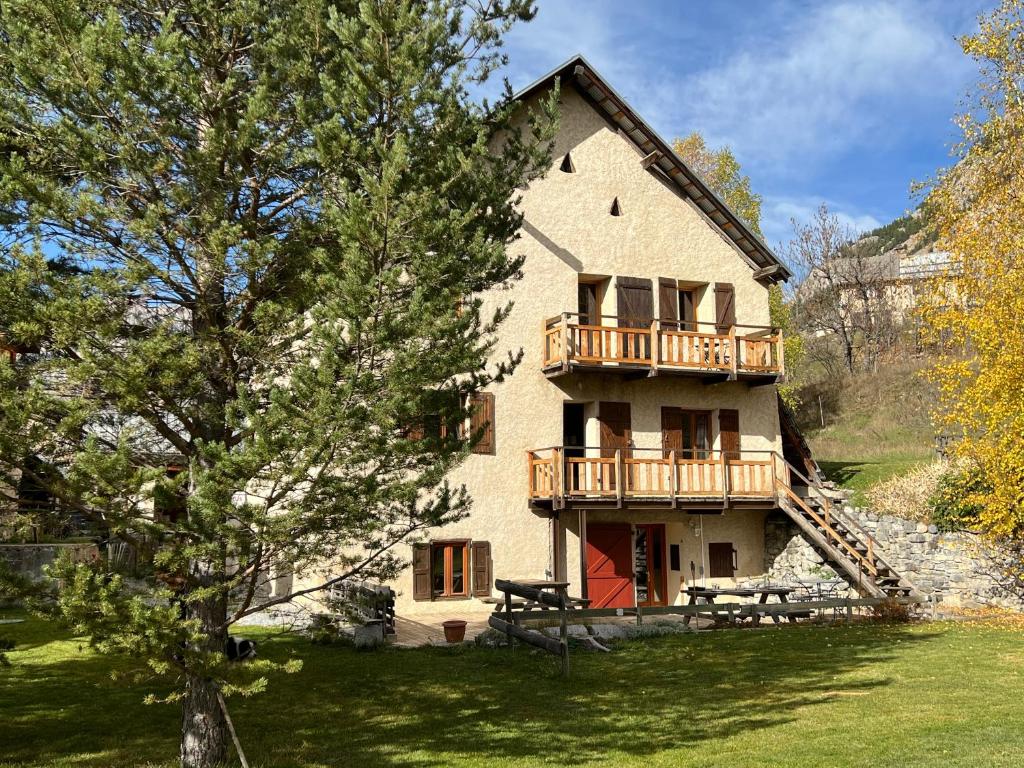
[0,542,99,583]
[763,498,1024,611]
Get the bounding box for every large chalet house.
[366,57,915,617]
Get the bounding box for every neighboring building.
[337,57,913,618]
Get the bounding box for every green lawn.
[817,455,932,505]
[2,611,1023,767]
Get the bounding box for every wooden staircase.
[775,460,917,599]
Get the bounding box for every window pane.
[432,546,446,594]
[682,417,693,459]
[695,414,709,458]
[451,545,464,594]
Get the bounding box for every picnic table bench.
[681,586,797,626]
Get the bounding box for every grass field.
[2,611,1023,767]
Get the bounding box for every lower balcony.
[527,446,781,509]
[541,314,783,383]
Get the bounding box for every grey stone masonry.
[764,490,1024,610]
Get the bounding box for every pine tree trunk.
[180,669,227,768]
[180,590,229,768]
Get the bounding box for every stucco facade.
[376,69,789,619]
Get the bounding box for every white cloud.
[761,197,884,250]
[672,1,973,172]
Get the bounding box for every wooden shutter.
[470,392,495,455]
[719,409,740,459]
[661,406,684,457]
[658,278,679,326]
[412,543,432,601]
[616,277,653,328]
[708,542,736,578]
[471,541,492,597]
[714,283,736,334]
[599,401,632,458]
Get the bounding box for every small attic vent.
[610,197,622,216]
[559,153,575,173]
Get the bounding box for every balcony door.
[635,523,667,607]
[719,409,740,460]
[661,407,710,459]
[599,401,631,492]
[616,277,653,361]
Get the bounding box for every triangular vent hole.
[559,153,575,173]
[610,197,622,216]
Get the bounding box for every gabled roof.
[514,55,792,283]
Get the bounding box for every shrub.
[866,460,948,521]
[871,598,911,623]
[929,466,988,532]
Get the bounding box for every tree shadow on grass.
[818,459,875,488]
[0,620,939,768]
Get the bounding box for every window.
[154,466,187,524]
[432,541,468,598]
[413,540,492,601]
[708,542,736,579]
[679,289,696,331]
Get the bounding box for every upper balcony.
[541,313,783,383]
[527,446,782,510]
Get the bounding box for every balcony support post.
[559,314,569,369]
[669,449,677,508]
[649,320,659,374]
[777,328,785,377]
[729,326,738,380]
[615,448,624,509]
[721,451,730,506]
[552,447,563,510]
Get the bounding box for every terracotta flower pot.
[442,619,468,644]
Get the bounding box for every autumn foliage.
[922,0,1024,542]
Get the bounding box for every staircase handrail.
[776,481,878,577]
[774,452,918,594]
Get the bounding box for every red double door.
[586,523,667,609]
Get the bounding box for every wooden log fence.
[489,579,571,676]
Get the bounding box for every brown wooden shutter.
[714,282,736,334]
[719,409,740,459]
[470,392,495,455]
[708,542,736,578]
[616,277,653,328]
[661,407,684,458]
[599,401,632,458]
[658,278,679,326]
[412,543,432,601]
[471,540,492,597]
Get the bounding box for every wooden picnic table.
[499,580,589,610]
[681,586,796,626]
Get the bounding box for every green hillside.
[794,360,938,503]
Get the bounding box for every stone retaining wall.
[764,498,1024,611]
[0,542,98,582]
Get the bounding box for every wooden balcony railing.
[528,446,781,504]
[542,314,783,377]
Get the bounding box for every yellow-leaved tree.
[922,0,1024,541]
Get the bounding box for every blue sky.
[492,0,991,248]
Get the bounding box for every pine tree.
[0,2,555,765]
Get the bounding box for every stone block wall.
[0,543,98,582]
[763,497,1024,611]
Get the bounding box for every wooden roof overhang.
[513,55,793,284]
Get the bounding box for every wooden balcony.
[541,314,783,383]
[527,447,783,510]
